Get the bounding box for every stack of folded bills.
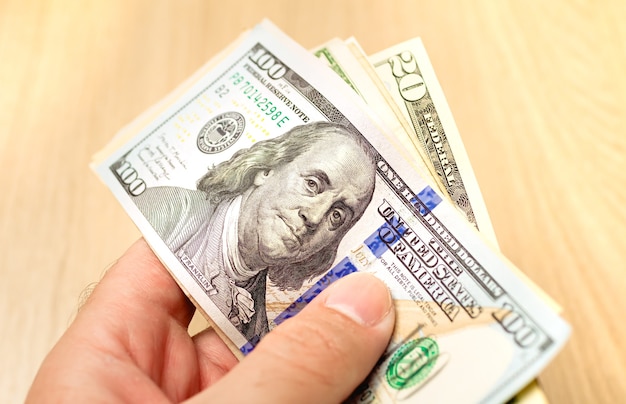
[92,20,569,403]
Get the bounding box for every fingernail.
[323,273,392,327]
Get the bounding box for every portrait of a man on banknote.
[133,121,377,342]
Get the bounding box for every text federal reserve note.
[93,20,569,403]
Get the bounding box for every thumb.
[192,272,395,404]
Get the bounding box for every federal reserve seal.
[197,112,245,154]
[386,337,439,390]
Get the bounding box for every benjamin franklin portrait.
[134,121,377,342]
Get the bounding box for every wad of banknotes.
[92,20,570,403]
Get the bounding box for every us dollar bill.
[371,39,497,244]
[92,20,569,403]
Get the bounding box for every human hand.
[27,239,395,403]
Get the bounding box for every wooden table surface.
[2,1,625,402]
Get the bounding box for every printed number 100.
[249,48,287,79]
[492,302,539,348]
[114,160,146,196]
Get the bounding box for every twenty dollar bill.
[371,39,497,244]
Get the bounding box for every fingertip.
[322,272,394,329]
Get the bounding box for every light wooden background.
[1,1,625,402]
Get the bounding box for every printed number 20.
[387,51,426,102]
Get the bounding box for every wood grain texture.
[1,0,624,402]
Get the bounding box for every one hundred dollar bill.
[371,39,498,244]
[92,20,569,403]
